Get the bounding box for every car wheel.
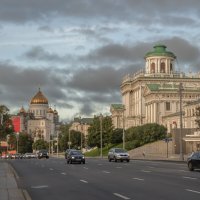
[108,156,111,162]
[188,162,194,171]
[114,157,117,162]
[70,160,72,164]
[67,160,69,164]
[82,161,85,164]
[120,160,123,162]
[127,159,130,162]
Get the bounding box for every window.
[166,102,170,111]
[161,62,165,73]
[151,63,155,73]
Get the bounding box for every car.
[65,149,76,159]
[187,151,200,171]
[66,149,85,164]
[24,153,36,159]
[108,148,130,162]
[37,149,49,159]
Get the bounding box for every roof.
[146,83,179,92]
[30,88,48,105]
[145,44,176,59]
[110,104,125,110]
[73,117,93,124]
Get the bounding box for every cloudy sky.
[1,0,200,122]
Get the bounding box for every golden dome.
[19,106,26,113]
[30,89,48,104]
[47,107,54,113]
[54,109,58,115]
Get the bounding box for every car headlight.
[82,156,85,159]
[71,156,75,159]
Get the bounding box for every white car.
[108,148,130,162]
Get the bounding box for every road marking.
[80,179,88,183]
[31,185,48,189]
[183,176,197,180]
[113,193,130,199]
[98,163,103,166]
[141,170,151,173]
[83,167,88,170]
[61,172,66,175]
[178,170,188,172]
[49,168,54,171]
[102,170,110,174]
[116,167,122,169]
[186,189,200,194]
[133,177,144,181]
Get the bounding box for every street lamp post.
[16,132,19,154]
[122,107,125,149]
[57,131,59,158]
[68,129,71,149]
[179,83,184,161]
[100,114,103,158]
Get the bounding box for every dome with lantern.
[30,88,48,105]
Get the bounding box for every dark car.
[37,149,49,159]
[187,151,200,171]
[66,150,85,164]
[65,149,76,159]
[108,148,130,162]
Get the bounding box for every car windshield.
[115,148,126,153]
[71,150,82,155]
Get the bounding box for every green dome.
[145,44,176,59]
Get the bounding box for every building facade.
[111,44,200,153]
[12,88,60,142]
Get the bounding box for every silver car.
[108,148,130,162]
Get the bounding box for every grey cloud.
[1,0,200,24]
[24,46,75,63]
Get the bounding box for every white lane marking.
[80,179,88,183]
[49,168,54,171]
[61,172,66,175]
[178,170,188,172]
[102,170,110,174]
[141,170,151,173]
[116,167,122,169]
[186,189,200,194]
[31,185,48,189]
[98,163,103,166]
[113,193,130,199]
[133,177,144,181]
[83,167,88,170]
[183,176,197,180]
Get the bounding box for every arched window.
[151,63,155,73]
[170,63,173,72]
[160,62,165,73]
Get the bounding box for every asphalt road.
[8,158,200,200]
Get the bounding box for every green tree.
[87,115,113,148]
[32,139,48,151]
[110,128,123,144]
[18,132,33,153]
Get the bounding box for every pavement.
[0,160,30,200]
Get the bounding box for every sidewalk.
[0,160,28,200]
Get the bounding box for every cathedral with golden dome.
[15,88,59,142]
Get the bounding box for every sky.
[1,0,200,122]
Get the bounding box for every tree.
[110,128,123,144]
[32,139,48,151]
[0,105,14,140]
[87,115,113,148]
[125,123,167,149]
[18,132,33,153]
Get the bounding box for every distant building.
[12,88,60,142]
[70,117,93,139]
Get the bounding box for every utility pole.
[100,114,103,158]
[179,83,184,161]
[122,108,125,149]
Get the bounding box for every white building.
[111,44,200,153]
[17,88,59,142]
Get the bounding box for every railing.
[122,70,200,83]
